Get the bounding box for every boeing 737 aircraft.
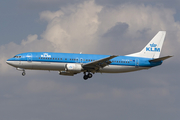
[6,31,172,80]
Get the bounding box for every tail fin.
[127,31,166,58]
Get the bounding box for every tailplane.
[127,31,166,58]
[149,56,172,62]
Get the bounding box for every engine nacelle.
[59,71,74,76]
[65,63,82,72]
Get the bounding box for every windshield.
[13,56,21,58]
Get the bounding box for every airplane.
[6,31,172,80]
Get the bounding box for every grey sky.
[0,0,180,120]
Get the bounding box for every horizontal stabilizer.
[149,56,172,62]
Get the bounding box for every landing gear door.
[27,53,32,62]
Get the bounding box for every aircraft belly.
[99,65,149,73]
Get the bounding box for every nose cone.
[6,60,12,65]
[6,58,15,66]
[6,58,19,67]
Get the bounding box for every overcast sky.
[0,0,180,120]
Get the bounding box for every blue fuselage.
[7,52,162,70]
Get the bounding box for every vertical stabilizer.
[127,31,166,58]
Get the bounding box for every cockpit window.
[13,56,21,58]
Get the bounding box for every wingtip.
[112,55,119,57]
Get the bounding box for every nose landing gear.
[16,68,26,76]
[22,71,26,76]
[83,72,93,80]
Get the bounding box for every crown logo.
[150,43,157,47]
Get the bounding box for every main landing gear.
[83,72,93,80]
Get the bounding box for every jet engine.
[65,63,82,72]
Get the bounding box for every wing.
[82,55,118,72]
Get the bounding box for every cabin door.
[135,59,139,67]
[27,53,32,62]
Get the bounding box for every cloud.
[1,0,180,74]
[40,0,103,53]
[1,1,180,120]
[103,22,129,38]
[25,79,78,94]
[97,4,180,54]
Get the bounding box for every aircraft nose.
[6,60,11,65]
[6,59,14,66]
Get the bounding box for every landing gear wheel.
[83,75,88,80]
[22,72,26,76]
[88,73,93,78]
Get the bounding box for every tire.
[22,72,26,76]
[83,75,88,80]
[88,73,92,78]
